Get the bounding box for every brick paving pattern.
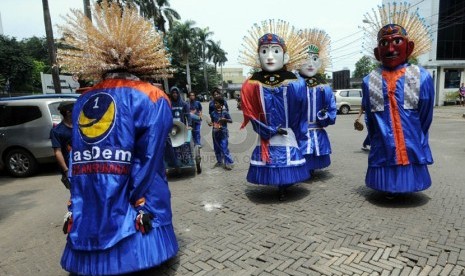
[0,104,465,275]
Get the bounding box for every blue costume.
[50,122,72,168]
[298,74,337,172]
[241,70,309,185]
[210,108,233,166]
[362,63,434,193]
[189,99,202,146]
[61,78,178,275]
[208,99,229,115]
[170,94,191,126]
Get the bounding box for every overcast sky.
[1,0,381,74]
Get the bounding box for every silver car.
[0,95,78,177]
[333,89,362,114]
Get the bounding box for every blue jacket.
[68,78,174,250]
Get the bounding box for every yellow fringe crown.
[293,28,332,73]
[57,0,173,81]
[361,1,432,59]
[238,19,308,70]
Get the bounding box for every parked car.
[0,95,79,177]
[196,92,210,102]
[333,89,362,114]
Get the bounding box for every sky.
[0,0,380,75]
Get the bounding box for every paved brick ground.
[1,103,465,275]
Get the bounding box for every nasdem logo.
[78,93,116,144]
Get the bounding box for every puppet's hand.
[135,211,154,234]
[63,211,73,234]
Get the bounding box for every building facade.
[218,67,246,98]
[383,0,465,105]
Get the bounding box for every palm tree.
[168,20,197,93]
[208,41,228,89]
[196,27,214,93]
[208,41,228,71]
[133,0,180,33]
[154,0,180,33]
[41,0,61,93]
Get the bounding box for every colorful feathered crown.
[57,0,173,81]
[238,19,307,70]
[292,28,331,73]
[361,1,432,59]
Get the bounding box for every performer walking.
[295,29,337,174]
[188,91,203,147]
[238,20,309,201]
[57,1,178,274]
[209,98,234,170]
[360,3,434,194]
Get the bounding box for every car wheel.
[340,105,350,115]
[5,149,38,177]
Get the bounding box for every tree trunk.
[83,0,92,21]
[185,56,192,93]
[42,0,61,93]
[203,59,208,93]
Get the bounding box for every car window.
[339,91,348,97]
[0,105,42,127]
[49,102,65,125]
[348,90,361,97]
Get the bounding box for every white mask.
[299,53,322,77]
[258,44,289,72]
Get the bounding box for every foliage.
[353,56,378,78]
[0,35,35,92]
[444,91,459,102]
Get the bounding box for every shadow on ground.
[244,184,310,204]
[355,186,431,208]
[303,170,334,183]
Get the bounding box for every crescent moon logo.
[78,93,116,143]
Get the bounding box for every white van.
[333,89,362,114]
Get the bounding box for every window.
[437,0,465,60]
[444,69,461,89]
[0,105,42,127]
[338,91,348,97]
[348,90,361,97]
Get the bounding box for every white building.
[383,0,465,105]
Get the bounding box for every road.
[1,103,465,276]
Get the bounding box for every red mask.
[374,25,414,69]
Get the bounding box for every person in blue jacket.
[169,86,191,127]
[50,101,75,189]
[57,2,178,275]
[208,98,234,170]
[361,8,434,194]
[188,91,203,147]
[208,88,229,116]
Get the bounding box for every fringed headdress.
[57,0,173,81]
[238,19,307,70]
[293,28,331,73]
[361,1,432,59]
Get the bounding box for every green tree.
[167,20,198,92]
[0,36,34,93]
[196,27,214,93]
[207,41,228,88]
[31,60,47,89]
[127,0,180,33]
[353,56,378,78]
